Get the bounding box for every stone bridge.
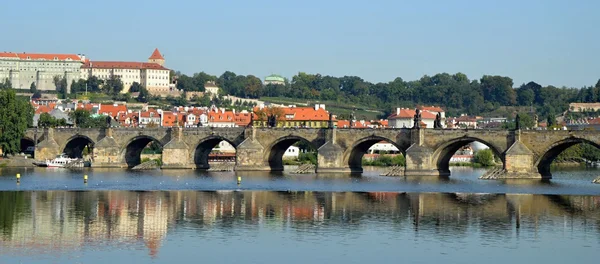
[23,127,600,179]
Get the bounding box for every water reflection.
[1,191,600,260]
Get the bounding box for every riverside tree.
[0,88,34,155]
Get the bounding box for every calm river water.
[1,167,599,263]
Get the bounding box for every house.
[99,104,127,118]
[204,81,219,97]
[139,109,161,127]
[253,104,333,128]
[207,108,236,127]
[282,145,300,160]
[388,108,436,128]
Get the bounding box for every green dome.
[265,74,285,82]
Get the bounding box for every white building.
[80,49,170,94]
[368,141,400,154]
[283,146,300,159]
[0,52,84,91]
[388,108,437,128]
[204,81,219,96]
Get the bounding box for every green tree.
[0,89,34,155]
[86,76,102,93]
[474,149,495,167]
[38,113,57,127]
[70,109,107,128]
[137,86,149,103]
[129,82,143,93]
[53,75,68,99]
[103,75,124,96]
[29,82,37,93]
[0,78,12,89]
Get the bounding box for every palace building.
[81,49,171,94]
[0,52,85,91]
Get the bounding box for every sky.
[3,0,599,88]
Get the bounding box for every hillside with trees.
[171,71,596,122]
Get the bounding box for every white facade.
[0,52,84,91]
[80,49,170,94]
[283,146,300,159]
[215,141,236,153]
[368,142,400,154]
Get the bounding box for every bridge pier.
[92,128,126,168]
[404,128,441,176]
[35,128,60,161]
[161,127,193,169]
[317,128,351,173]
[235,128,271,171]
[500,133,545,179]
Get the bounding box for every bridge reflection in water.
[1,191,600,259]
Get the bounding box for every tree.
[0,89,34,155]
[129,82,143,93]
[0,78,12,89]
[474,149,495,166]
[103,75,124,96]
[70,109,107,128]
[38,113,56,128]
[137,86,149,103]
[29,82,37,94]
[53,75,68,99]
[86,76,102,93]
[32,91,42,99]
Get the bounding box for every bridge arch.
[535,137,600,177]
[344,136,406,173]
[62,135,95,158]
[432,137,504,176]
[122,135,163,168]
[193,136,237,169]
[20,137,36,154]
[265,135,318,171]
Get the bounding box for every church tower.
[148,48,165,66]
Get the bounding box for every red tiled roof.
[149,48,164,60]
[82,61,169,70]
[337,120,350,128]
[388,109,436,119]
[208,111,235,123]
[161,111,178,127]
[99,104,127,118]
[0,52,81,61]
[234,112,252,126]
[418,106,445,112]
[35,105,53,114]
[140,109,160,118]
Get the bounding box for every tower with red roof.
[148,48,165,66]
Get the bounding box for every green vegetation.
[474,149,496,167]
[555,143,600,163]
[170,71,598,123]
[38,112,68,127]
[0,87,34,156]
[141,157,162,166]
[69,109,108,128]
[283,152,317,165]
[362,155,405,167]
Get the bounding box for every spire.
[149,48,164,60]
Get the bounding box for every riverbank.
[0,157,36,168]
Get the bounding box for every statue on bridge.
[328,113,333,128]
[515,113,521,130]
[105,116,112,128]
[267,114,278,127]
[434,112,443,129]
[413,109,422,129]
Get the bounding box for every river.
[1,167,599,263]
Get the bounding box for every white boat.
[45,154,78,168]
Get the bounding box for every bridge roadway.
[23,126,600,179]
